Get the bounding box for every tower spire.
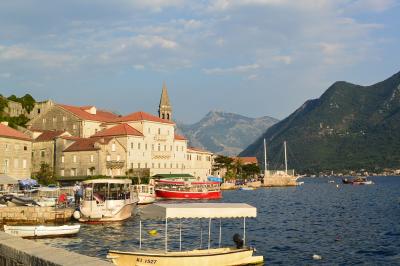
[158,82,172,121]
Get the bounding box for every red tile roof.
[34,130,66,142]
[187,146,212,154]
[174,134,187,140]
[233,157,258,165]
[0,123,31,141]
[112,111,174,124]
[57,104,119,122]
[92,123,143,138]
[63,137,112,152]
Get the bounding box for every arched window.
[167,113,170,120]
[162,114,165,119]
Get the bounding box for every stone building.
[27,104,119,138]
[31,130,75,173]
[0,122,32,179]
[1,96,54,120]
[27,83,213,181]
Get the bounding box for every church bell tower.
[158,82,172,121]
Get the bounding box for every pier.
[0,231,112,266]
[0,206,73,224]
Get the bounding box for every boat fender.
[312,254,322,260]
[149,229,158,236]
[73,210,81,220]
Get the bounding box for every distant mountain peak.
[177,111,278,156]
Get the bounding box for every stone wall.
[0,207,73,224]
[0,232,112,266]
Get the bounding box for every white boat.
[75,179,139,223]
[238,187,255,191]
[133,184,156,204]
[107,203,264,266]
[4,224,80,238]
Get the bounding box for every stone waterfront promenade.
[0,231,112,266]
[0,206,73,224]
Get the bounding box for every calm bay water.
[36,176,400,265]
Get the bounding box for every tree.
[213,155,233,172]
[34,163,56,185]
[242,164,260,179]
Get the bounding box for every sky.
[0,0,399,123]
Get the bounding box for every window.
[60,169,64,176]
[176,146,178,152]
[73,124,77,130]
[61,156,65,163]
[164,163,167,168]
[152,144,154,151]
[63,116,67,121]
[158,163,161,168]
[14,159,18,169]
[42,118,46,124]
[152,163,154,168]
[158,128,161,134]
[24,146,27,151]
[145,163,147,168]
[70,169,76,176]
[73,155,77,163]
[138,143,141,150]
[131,163,133,169]
[38,108,41,114]
[4,159,9,173]
[148,128,150,134]
[53,117,57,123]
[117,169,121,175]
[107,155,111,161]
[41,150,45,158]
[131,143,134,149]
[22,159,27,169]
[5,144,8,152]
[170,145,172,151]
[176,163,178,168]
[164,145,166,151]
[112,143,116,152]
[145,144,148,150]
[138,163,141,168]
[117,155,120,161]
[90,155,94,163]
[15,144,19,150]
[158,144,161,151]
[167,114,170,120]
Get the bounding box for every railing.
[151,151,171,159]
[106,160,125,169]
[154,134,168,141]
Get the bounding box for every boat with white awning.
[107,203,263,266]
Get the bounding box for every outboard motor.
[233,233,244,249]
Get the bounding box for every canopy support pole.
[165,218,168,252]
[179,219,182,251]
[200,219,203,249]
[218,219,222,248]
[139,220,142,249]
[208,218,211,249]
[243,217,246,247]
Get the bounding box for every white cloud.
[133,64,145,70]
[203,64,260,74]
[0,72,11,78]
[131,35,178,49]
[247,74,258,80]
[273,55,292,64]
[346,0,398,13]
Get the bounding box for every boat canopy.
[140,203,256,220]
[82,178,132,185]
[207,176,222,182]
[0,175,19,185]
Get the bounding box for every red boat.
[155,179,222,200]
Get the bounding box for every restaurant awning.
[0,175,19,185]
[140,203,257,220]
[152,174,195,180]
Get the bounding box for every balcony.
[106,160,125,169]
[151,151,171,159]
[154,134,168,141]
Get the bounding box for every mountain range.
[240,71,400,173]
[177,111,278,156]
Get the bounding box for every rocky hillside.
[177,111,278,156]
[240,71,400,173]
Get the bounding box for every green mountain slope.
[240,71,400,173]
[177,111,278,156]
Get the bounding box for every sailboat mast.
[264,138,267,172]
[284,141,288,174]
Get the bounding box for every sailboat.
[263,140,299,187]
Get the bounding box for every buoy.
[73,210,81,220]
[313,254,322,260]
[149,229,158,236]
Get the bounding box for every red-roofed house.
[233,157,258,165]
[0,122,32,179]
[27,104,119,138]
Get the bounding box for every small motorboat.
[108,203,263,266]
[4,224,80,238]
[238,187,255,191]
[133,184,156,204]
[342,176,374,185]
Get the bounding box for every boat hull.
[155,189,222,200]
[79,202,135,223]
[4,225,80,238]
[138,194,156,204]
[108,247,263,266]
